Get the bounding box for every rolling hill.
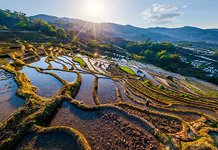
[31,14,218,43]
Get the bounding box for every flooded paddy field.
[20,67,63,98]
[44,70,77,83]
[58,56,73,63]
[209,131,218,147]
[89,58,104,73]
[62,55,86,71]
[49,61,64,70]
[56,57,74,69]
[116,81,143,108]
[29,57,49,69]
[75,64,85,71]
[97,78,118,104]
[75,74,95,105]
[0,69,24,122]
[14,131,80,150]
[82,57,95,71]
[57,59,73,70]
[125,85,147,105]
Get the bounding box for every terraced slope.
[0,45,217,150]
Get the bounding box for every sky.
[0,0,218,29]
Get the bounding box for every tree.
[143,49,154,61]
[40,23,56,36]
[144,49,153,56]
[170,54,180,63]
[133,54,144,61]
[32,19,61,37]
[159,54,170,66]
[57,28,67,39]
[32,19,47,30]
[156,50,167,58]
[15,20,29,29]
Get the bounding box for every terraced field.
[0,45,218,150]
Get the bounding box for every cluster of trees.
[156,50,181,71]
[0,9,28,28]
[31,19,67,38]
[0,9,66,39]
[126,41,177,54]
[126,41,183,71]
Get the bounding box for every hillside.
[31,14,218,43]
[0,10,67,39]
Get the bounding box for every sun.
[84,0,103,21]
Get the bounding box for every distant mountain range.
[30,14,218,44]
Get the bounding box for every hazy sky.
[0,0,218,28]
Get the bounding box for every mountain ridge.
[30,14,218,43]
[31,14,218,30]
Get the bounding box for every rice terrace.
[0,1,218,150]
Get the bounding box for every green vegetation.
[142,79,153,87]
[126,41,184,71]
[125,41,218,85]
[199,63,207,69]
[0,9,66,39]
[72,57,87,68]
[119,66,135,75]
[159,85,165,90]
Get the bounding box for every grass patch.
[72,57,87,68]
[119,66,135,75]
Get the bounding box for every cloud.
[182,5,187,8]
[140,3,184,25]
